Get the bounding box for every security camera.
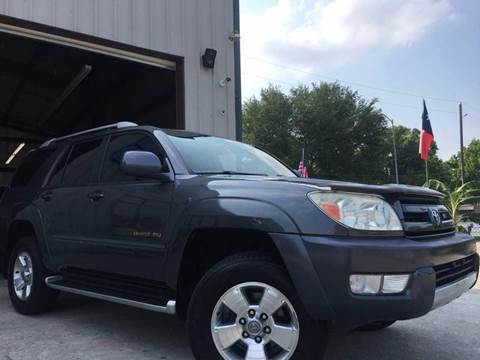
[219,77,232,87]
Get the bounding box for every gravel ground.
[0,279,479,360]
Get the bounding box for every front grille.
[400,201,454,237]
[434,255,476,288]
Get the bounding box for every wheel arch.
[3,220,36,276]
[166,198,298,284]
[3,207,49,277]
[173,227,287,319]
[166,197,334,321]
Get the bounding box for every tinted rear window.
[63,138,103,186]
[47,149,69,186]
[10,148,57,188]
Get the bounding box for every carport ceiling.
[0,31,177,139]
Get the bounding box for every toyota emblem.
[428,208,442,227]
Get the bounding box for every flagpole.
[425,159,429,185]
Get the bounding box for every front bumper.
[271,232,478,328]
[432,271,477,310]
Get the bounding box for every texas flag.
[419,100,434,161]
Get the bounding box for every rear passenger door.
[87,132,174,281]
[39,137,105,270]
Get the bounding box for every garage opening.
[0,20,183,189]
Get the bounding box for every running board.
[45,275,176,315]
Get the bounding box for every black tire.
[7,236,59,315]
[187,252,327,360]
[355,320,396,331]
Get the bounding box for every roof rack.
[40,122,138,147]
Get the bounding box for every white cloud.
[241,0,453,98]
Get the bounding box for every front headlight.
[308,191,402,231]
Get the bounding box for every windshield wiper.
[197,171,268,176]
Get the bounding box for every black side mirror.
[121,151,173,182]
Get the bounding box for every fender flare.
[269,232,335,320]
[164,197,334,319]
[4,205,53,273]
[164,197,299,288]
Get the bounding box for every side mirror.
[121,151,173,182]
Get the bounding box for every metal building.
[0,0,241,188]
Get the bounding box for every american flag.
[298,148,309,178]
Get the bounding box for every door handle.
[88,191,104,202]
[40,192,53,202]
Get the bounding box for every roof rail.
[40,122,138,147]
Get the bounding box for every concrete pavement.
[0,279,479,360]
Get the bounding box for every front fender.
[269,233,335,320]
[164,197,300,289]
[184,197,300,233]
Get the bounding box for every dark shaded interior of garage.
[0,31,178,186]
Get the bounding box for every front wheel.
[187,253,327,360]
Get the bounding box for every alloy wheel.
[211,282,300,360]
[13,252,34,301]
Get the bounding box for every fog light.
[349,275,382,295]
[350,274,411,295]
[382,274,410,294]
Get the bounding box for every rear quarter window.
[10,147,57,188]
[62,138,103,186]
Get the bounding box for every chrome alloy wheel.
[211,282,300,360]
[13,252,34,301]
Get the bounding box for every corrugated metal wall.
[0,0,236,139]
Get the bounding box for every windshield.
[158,130,296,177]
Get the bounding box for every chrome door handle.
[40,192,53,202]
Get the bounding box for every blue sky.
[240,0,479,160]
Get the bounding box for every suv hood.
[266,177,444,199]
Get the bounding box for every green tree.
[243,82,390,183]
[384,126,449,185]
[290,83,388,183]
[447,139,480,186]
[242,82,451,186]
[242,86,298,166]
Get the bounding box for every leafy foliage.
[243,83,389,183]
[243,87,298,166]
[384,126,448,185]
[425,179,480,227]
[446,139,480,187]
[242,82,477,190]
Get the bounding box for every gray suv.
[0,122,478,360]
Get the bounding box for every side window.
[47,149,69,187]
[101,133,165,183]
[10,147,57,188]
[63,138,103,186]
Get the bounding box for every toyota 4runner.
[0,122,478,360]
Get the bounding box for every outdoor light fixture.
[350,274,410,295]
[202,48,217,69]
[5,142,25,165]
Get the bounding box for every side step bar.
[45,276,176,315]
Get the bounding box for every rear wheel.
[187,253,327,360]
[356,321,396,331]
[7,236,59,315]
